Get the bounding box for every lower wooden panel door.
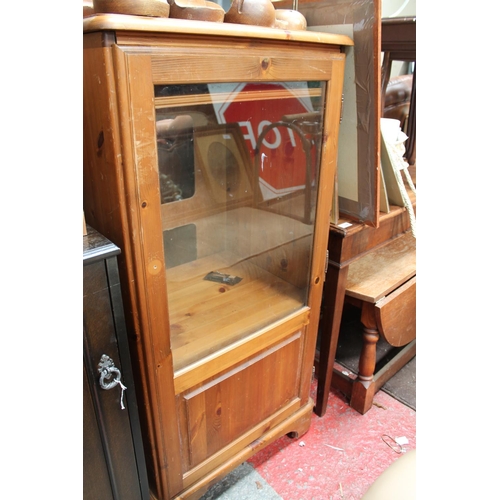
[178,330,304,489]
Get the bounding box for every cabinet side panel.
[83,33,127,245]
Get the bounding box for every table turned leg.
[350,305,379,414]
[357,326,379,383]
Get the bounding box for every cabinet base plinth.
[150,399,314,500]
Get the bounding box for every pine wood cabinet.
[83,14,351,499]
[83,226,150,500]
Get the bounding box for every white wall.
[219,0,416,16]
[217,1,416,18]
[382,0,416,18]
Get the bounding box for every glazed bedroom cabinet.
[83,15,351,499]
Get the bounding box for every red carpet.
[247,379,416,499]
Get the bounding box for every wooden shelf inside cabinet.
[83,16,350,499]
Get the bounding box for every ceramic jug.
[92,0,170,17]
[168,0,225,22]
[274,9,307,30]
[224,0,276,27]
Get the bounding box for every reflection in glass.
[155,81,326,372]
[156,115,195,202]
[207,141,241,196]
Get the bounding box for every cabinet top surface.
[83,226,121,265]
[83,13,353,46]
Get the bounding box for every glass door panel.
[155,81,326,372]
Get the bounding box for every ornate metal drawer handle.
[98,354,127,409]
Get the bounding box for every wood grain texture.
[299,54,345,406]
[345,231,416,303]
[93,0,171,17]
[84,23,347,498]
[83,13,354,46]
[182,333,301,469]
[116,49,185,497]
[376,276,416,346]
[173,397,314,499]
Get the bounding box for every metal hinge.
[324,249,329,277]
[340,94,344,123]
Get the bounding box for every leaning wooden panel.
[273,0,382,226]
[345,232,416,303]
[173,309,309,394]
[150,54,338,85]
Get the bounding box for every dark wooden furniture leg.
[380,51,393,106]
[405,67,416,165]
[314,264,348,417]
[349,270,417,414]
[350,303,379,414]
[381,17,416,166]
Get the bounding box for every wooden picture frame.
[272,0,381,226]
[194,123,253,205]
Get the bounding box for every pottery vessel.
[168,0,225,22]
[274,9,307,30]
[93,0,170,17]
[224,0,276,28]
[83,0,95,17]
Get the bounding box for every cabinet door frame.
[111,38,345,498]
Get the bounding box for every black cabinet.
[83,226,149,500]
